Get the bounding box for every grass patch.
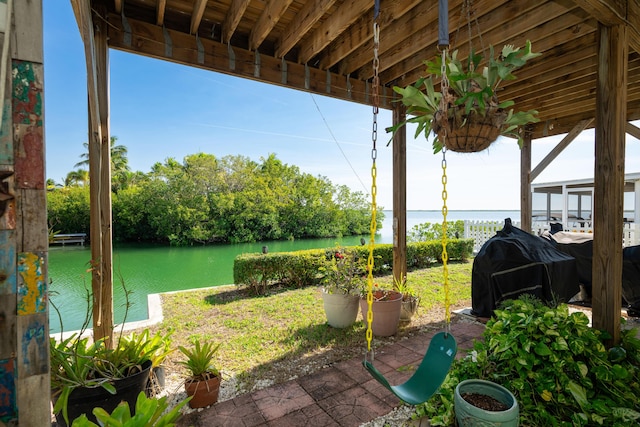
[149,261,473,391]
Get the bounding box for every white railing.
[464,220,521,253]
[464,220,639,253]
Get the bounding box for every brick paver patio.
[177,319,486,426]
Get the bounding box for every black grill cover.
[554,239,640,306]
[471,219,579,317]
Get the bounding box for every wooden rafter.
[627,121,640,139]
[275,0,337,59]
[190,0,208,35]
[249,0,294,51]
[222,0,250,43]
[156,0,166,26]
[297,0,371,64]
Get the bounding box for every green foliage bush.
[415,297,640,426]
[408,220,465,242]
[49,153,378,245]
[233,239,473,294]
[47,187,91,235]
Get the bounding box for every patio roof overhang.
[71,0,640,344]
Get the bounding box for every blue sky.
[43,2,640,211]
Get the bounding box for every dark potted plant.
[50,329,160,426]
[178,339,222,408]
[388,41,541,153]
[319,248,366,328]
[69,391,190,427]
[360,283,403,337]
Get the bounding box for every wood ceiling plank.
[534,80,640,121]
[509,54,640,109]
[157,0,167,25]
[317,0,424,70]
[222,0,251,43]
[297,0,372,64]
[340,0,447,77]
[190,0,208,34]
[384,0,582,87]
[249,0,294,51]
[275,0,337,58]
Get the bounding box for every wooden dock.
[50,233,87,246]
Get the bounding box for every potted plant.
[178,339,222,408]
[454,379,519,427]
[135,330,174,397]
[388,40,541,153]
[319,248,366,328]
[394,275,420,322]
[70,391,190,427]
[360,283,403,337]
[50,329,160,426]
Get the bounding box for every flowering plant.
[319,248,365,295]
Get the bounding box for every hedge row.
[233,239,474,294]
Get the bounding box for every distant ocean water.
[378,210,519,243]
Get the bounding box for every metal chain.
[441,148,451,332]
[440,48,449,117]
[365,21,380,355]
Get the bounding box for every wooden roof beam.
[105,12,389,108]
[222,0,250,44]
[627,122,640,139]
[573,0,640,52]
[249,0,294,51]
[531,118,594,181]
[297,0,372,65]
[275,0,337,59]
[190,0,208,34]
[156,0,166,26]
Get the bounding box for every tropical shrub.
[415,297,640,426]
[407,220,464,242]
[233,241,473,294]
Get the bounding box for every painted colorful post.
[0,0,49,425]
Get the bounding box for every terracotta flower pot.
[360,290,403,337]
[185,375,221,408]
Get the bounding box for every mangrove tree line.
[47,150,381,245]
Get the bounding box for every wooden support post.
[592,23,627,344]
[94,5,113,343]
[520,127,532,233]
[392,104,407,284]
[72,0,114,342]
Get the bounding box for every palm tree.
[75,136,131,192]
[64,169,89,187]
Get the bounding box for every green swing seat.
[363,331,457,405]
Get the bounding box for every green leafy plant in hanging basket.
[388,40,541,153]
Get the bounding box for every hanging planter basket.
[434,91,508,153]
